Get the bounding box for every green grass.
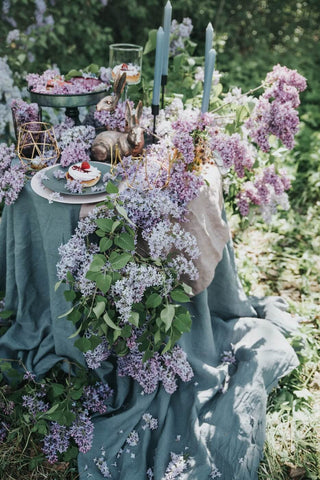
[231,202,320,480]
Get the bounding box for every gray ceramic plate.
[41,162,111,195]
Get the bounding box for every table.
[0,172,299,479]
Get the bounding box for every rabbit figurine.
[96,72,127,113]
[91,100,144,162]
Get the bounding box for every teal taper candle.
[162,0,172,77]
[205,22,214,73]
[201,48,216,113]
[152,27,164,106]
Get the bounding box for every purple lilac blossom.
[0,143,26,205]
[246,65,307,152]
[84,337,111,369]
[164,452,189,479]
[126,430,139,446]
[210,463,222,478]
[111,262,166,323]
[94,457,112,478]
[22,392,49,418]
[70,410,94,453]
[94,100,132,131]
[170,18,193,55]
[82,382,113,414]
[42,422,71,463]
[142,413,158,430]
[117,345,193,395]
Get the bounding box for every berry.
[81,161,90,170]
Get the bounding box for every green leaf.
[93,301,106,319]
[96,273,112,294]
[58,306,75,319]
[109,251,132,269]
[111,220,121,233]
[50,383,65,397]
[99,237,113,252]
[170,288,190,303]
[89,254,106,272]
[67,308,82,325]
[121,324,132,338]
[144,29,157,55]
[63,446,78,462]
[95,218,114,233]
[128,311,140,327]
[174,313,192,333]
[146,293,162,309]
[103,312,121,330]
[106,181,119,194]
[114,232,135,251]
[161,338,173,354]
[65,68,82,80]
[74,336,92,352]
[160,304,175,332]
[115,204,135,225]
[182,283,193,296]
[0,309,14,319]
[70,388,84,400]
[55,279,63,291]
[64,289,76,302]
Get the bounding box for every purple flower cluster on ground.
[246,64,307,152]
[41,380,113,463]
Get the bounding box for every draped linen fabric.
[0,180,299,479]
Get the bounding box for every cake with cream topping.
[66,161,101,187]
[111,63,140,85]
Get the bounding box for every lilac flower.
[0,400,14,415]
[142,413,158,431]
[126,430,139,447]
[210,132,255,176]
[42,422,71,463]
[164,452,189,479]
[246,65,307,152]
[111,263,167,322]
[23,370,36,381]
[70,410,94,453]
[170,18,193,55]
[84,337,111,370]
[146,467,154,479]
[220,349,237,365]
[82,382,113,414]
[22,392,49,418]
[94,100,133,132]
[94,457,112,478]
[210,463,222,478]
[65,178,83,193]
[0,143,26,206]
[117,345,193,395]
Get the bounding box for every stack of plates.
[31,162,111,204]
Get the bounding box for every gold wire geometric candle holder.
[17,121,60,170]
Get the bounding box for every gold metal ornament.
[17,121,60,170]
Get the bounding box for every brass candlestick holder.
[17,121,60,170]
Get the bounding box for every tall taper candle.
[201,48,216,113]
[152,26,164,106]
[204,22,214,73]
[162,0,172,77]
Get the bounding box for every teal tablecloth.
[0,182,299,479]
